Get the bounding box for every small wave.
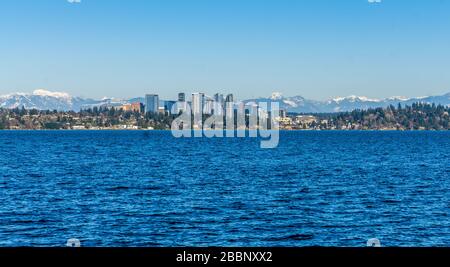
[266,233,314,242]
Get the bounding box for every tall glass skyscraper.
[214,93,224,103]
[178,93,185,102]
[204,98,214,115]
[191,93,205,115]
[145,94,159,113]
[225,94,235,121]
[225,94,234,103]
[213,93,225,115]
[164,101,176,115]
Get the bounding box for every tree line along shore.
[0,102,449,131]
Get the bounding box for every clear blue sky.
[1,0,450,100]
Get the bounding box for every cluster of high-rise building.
[119,92,282,130]
[126,92,235,116]
[188,92,235,116]
[116,92,290,132]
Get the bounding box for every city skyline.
[1,0,450,100]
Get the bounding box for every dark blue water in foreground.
[0,131,449,247]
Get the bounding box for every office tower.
[225,94,234,103]
[164,101,176,115]
[178,93,186,102]
[225,93,234,120]
[174,93,187,113]
[204,98,214,115]
[213,93,224,115]
[191,93,205,115]
[214,93,224,103]
[145,94,159,113]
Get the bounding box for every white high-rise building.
[191,93,205,115]
[204,97,214,115]
[213,93,224,115]
[225,93,235,119]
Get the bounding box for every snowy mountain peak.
[270,92,283,100]
[387,96,411,101]
[0,89,94,111]
[0,89,449,113]
[244,91,450,113]
[332,95,381,103]
[32,89,71,99]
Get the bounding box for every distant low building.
[120,104,133,112]
[296,115,317,124]
[72,125,86,130]
[275,117,292,125]
[130,102,144,113]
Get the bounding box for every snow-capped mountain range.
[0,89,126,111]
[1,89,449,113]
[243,92,450,113]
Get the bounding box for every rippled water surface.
[0,131,449,247]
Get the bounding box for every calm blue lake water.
[0,131,449,247]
